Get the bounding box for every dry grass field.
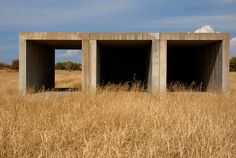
[0,70,236,157]
[55,70,82,89]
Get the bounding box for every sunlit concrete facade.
[19,32,229,94]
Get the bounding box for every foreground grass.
[0,70,236,157]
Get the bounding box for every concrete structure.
[19,32,230,94]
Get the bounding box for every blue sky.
[0,0,236,64]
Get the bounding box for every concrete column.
[159,40,167,92]
[213,42,223,91]
[19,39,27,94]
[25,41,54,92]
[82,40,90,91]
[148,40,159,92]
[89,40,97,91]
[222,39,230,92]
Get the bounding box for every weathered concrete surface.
[19,32,230,94]
[90,40,97,91]
[159,40,167,92]
[161,33,229,92]
[26,41,54,90]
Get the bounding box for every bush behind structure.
[230,57,236,71]
[55,61,81,71]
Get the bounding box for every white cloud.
[56,50,81,58]
[230,37,236,56]
[194,25,215,33]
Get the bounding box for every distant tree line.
[0,59,19,70]
[230,57,236,72]
[0,62,9,69]
[55,61,81,71]
[0,60,81,71]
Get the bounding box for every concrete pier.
[19,32,229,93]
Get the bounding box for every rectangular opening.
[97,40,152,89]
[167,40,222,91]
[26,40,82,92]
[55,49,82,91]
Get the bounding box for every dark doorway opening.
[97,40,152,89]
[167,40,222,91]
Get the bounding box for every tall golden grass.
[0,70,236,157]
[55,70,82,89]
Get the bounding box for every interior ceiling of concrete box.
[168,40,221,47]
[29,40,82,49]
[97,40,152,47]
[28,40,221,49]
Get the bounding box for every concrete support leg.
[90,40,97,91]
[222,39,230,92]
[82,40,90,91]
[19,39,27,94]
[159,40,167,92]
[148,40,159,92]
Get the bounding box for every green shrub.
[0,62,9,69]
[55,61,81,71]
[230,57,236,72]
[11,59,19,70]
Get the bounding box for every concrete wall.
[19,40,54,93]
[202,42,222,91]
[89,40,97,91]
[19,32,229,94]
[26,41,55,91]
[82,40,90,91]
